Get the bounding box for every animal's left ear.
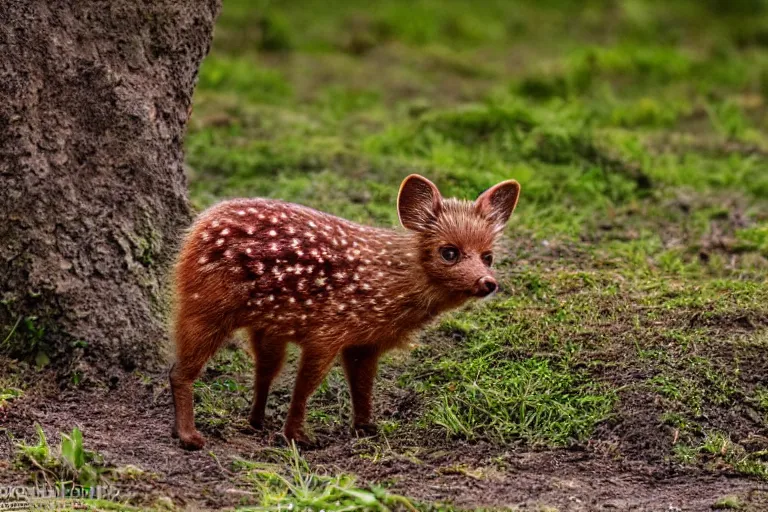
[474,180,521,226]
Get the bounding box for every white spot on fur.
[198,256,208,264]
[271,216,279,224]
[212,220,220,228]
[216,238,225,246]
[237,210,246,216]
[221,228,230,236]
[247,227,255,235]
[271,243,279,252]
[308,221,317,228]
[201,231,210,241]
[269,230,277,236]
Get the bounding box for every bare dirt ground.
[2,374,768,511]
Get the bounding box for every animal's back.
[175,198,411,344]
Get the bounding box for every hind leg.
[170,310,230,450]
[247,328,287,430]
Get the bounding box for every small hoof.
[283,428,314,448]
[178,431,206,451]
[353,422,379,437]
[248,416,265,431]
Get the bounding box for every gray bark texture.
[0,0,220,378]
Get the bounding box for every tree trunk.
[0,0,220,378]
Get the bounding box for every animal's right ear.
[397,174,443,232]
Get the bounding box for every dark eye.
[440,246,460,263]
[482,252,494,267]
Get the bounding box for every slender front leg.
[284,347,339,444]
[341,345,380,434]
[247,328,287,430]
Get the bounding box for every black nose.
[475,277,498,297]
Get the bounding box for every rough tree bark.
[0,1,220,378]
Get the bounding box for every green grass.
[412,300,615,445]
[232,444,420,511]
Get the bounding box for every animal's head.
[397,174,520,301]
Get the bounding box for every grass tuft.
[234,443,418,511]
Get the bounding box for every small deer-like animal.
[170,174,520,450]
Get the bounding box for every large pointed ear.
[474,180,521,226]
[397,174,443,231]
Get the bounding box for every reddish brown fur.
[170,175,520,449]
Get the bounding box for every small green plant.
[672,444,698,464]
[713,495,744,510]
[234,443,417,511]
[15,425,105,487]
[0,386,22,408]
[673,430,768,479]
